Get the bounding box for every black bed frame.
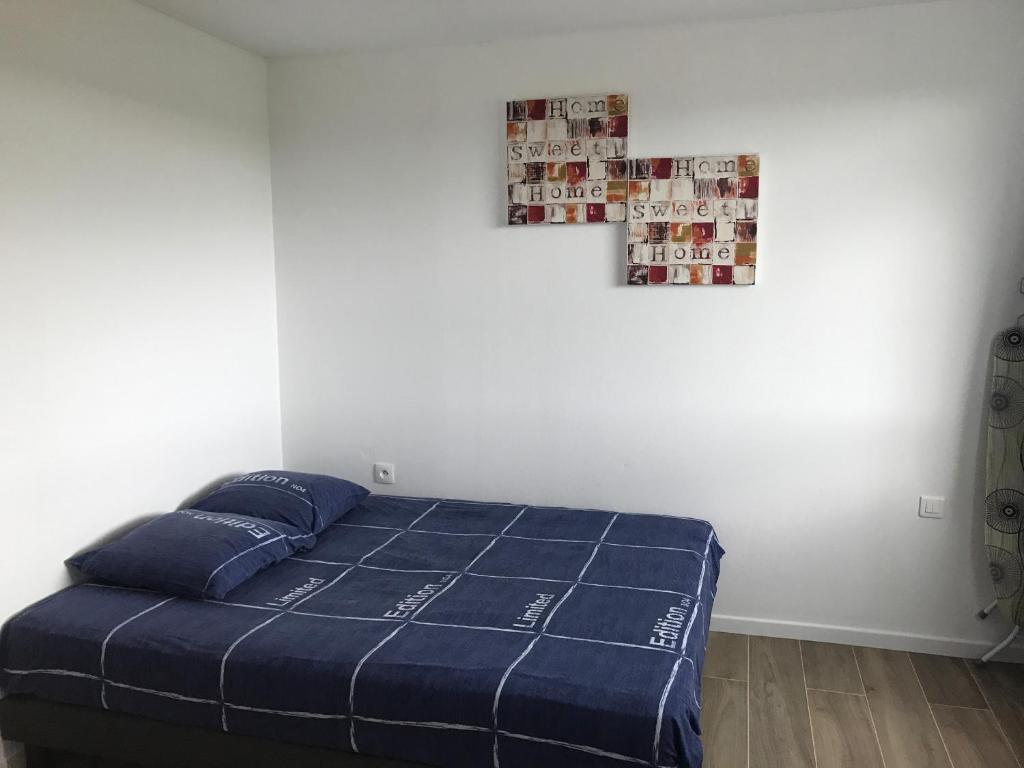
[0,696,425,768]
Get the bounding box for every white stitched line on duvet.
[99,597,175,710]
[497,731,648,765]
[226,703,346,719]
[219,500,440,748]
[4,668,98,680]
[199,505,323,596]
[380,496,713,528]
[2,668,658,766]
[651,527,714,766]
[286,557,696,598]
[309,500,443,603]
[347,506,529,754]
[289,559,451,575]
[202,536,292,593]
[215,545,371,733]
[219,615,285,730]
[348,624,406,752]
[213,497,447,720]
[330,521,704,554]
[353,715,489,731]
[490,513,619,768]
[4,667,335,720]
[410,506,530,616]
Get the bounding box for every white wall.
[0,0,282,623]
[269,0,1024,656]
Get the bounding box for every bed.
[0,495,723,768]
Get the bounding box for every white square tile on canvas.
[733,265,756,284]
[526,119,547,142]
[546,119,568,140]
[606,203,626,222]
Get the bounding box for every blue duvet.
[1,496,723,768]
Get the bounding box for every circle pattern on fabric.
[987,545,1023,599]
[994,327,1024,362]
[989,376,1024,429]
[985,489,1024,534]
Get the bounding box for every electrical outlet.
[373,462,396,485]
[919,495,945,519]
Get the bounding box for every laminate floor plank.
[807,689,885,768]
[702,676,749,768]
[705,632,749,681]
[749,636,814,768]
[932,704,1019,768]
[910,653,987,708]
[970,660,1024,765]
[854,647,952,768]
[801,641,864,695]
[699,633,1024,768]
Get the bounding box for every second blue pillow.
[191,470,368,535]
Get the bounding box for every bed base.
[0,696,425,768]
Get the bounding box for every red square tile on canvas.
[714,178,737,198]
[712,265,733,284]
[586,203,606,223]
[527,99,547,120]
[650,158,673,179]
[692,222,715,245]
[648,265,668,284]
[587,117,607,138]
[527,205,546,224]
[607,160,627,180]
[567,162,588,185]
[738,176,759,198]
[736,221,757,242]
[608,115,628,138]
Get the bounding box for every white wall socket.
[918,495,945,519]
[373,462,396,484]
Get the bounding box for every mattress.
[0,495,723,768]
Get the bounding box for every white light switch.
[373,462,396,485]
[919,495,945,519]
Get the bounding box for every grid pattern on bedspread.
[0,496,723,768]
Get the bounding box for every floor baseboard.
[710,614,1024,663]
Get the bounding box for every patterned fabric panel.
[987,327,1024,628]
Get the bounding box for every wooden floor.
[702,633,1024,768]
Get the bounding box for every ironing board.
[978,326,1024,662]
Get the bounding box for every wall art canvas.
[626,154,759,285]
[506,94,628,225]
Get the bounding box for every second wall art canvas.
[506,94,628,225]
[626,154,759,285]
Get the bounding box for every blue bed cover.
[1,495,723,768]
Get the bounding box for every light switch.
[919,495,945,519]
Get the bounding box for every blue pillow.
[191,470,368,535]
[67,510,315,600]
